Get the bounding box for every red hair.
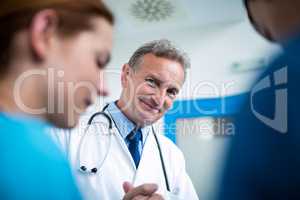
[0,0,114,73]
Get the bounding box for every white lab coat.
[50,108,199,200]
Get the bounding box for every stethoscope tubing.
[78,103,170,192]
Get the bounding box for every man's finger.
[123,181,134,193]
[123,183,158,200]
[149,193,164,200]
[131,195,148,200]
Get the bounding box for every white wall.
[97,19,277,103]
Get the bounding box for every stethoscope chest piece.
[80,166,98,174]
[77,104,170,192]
[77,106,113,175]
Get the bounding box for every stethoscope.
[77,103,170,192]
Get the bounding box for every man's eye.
[145,78,156,87]
[167,89,177,98]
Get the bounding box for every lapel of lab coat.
[73,110,169,198]
[133,131,168,194]
[113,124,137,171]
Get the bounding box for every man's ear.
[29,9,58,62]
[121,63,131,88]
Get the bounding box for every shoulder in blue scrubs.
[0,113,81,199]
[218,35,300,200]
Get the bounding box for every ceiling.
[104,0,247,36]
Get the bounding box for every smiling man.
[52,39,199,200]
[118,50,184,127]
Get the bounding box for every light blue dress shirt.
[106,102,151,155]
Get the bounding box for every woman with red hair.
[0,0,113,199]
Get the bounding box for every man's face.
[47,17,113,128]
[247,0,300,42]
[121,53,185,126]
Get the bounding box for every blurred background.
[91,0,280,199]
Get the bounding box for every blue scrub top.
[0,113,82,199]
[217,35,300,199]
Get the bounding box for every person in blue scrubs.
[0,114,81,199]
[0,0,114,199]
[218,0,300,199]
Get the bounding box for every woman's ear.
[29,9,58,62]
[121,63,131,88]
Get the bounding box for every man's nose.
[153,89,166,107]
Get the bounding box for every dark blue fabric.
[0,113,82,200]
[127,128,142,168]
[217,35,300,200]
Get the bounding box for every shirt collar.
[106,101,151,142]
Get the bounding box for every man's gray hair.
[128,39,190,80]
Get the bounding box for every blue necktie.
[127,128,142,168]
